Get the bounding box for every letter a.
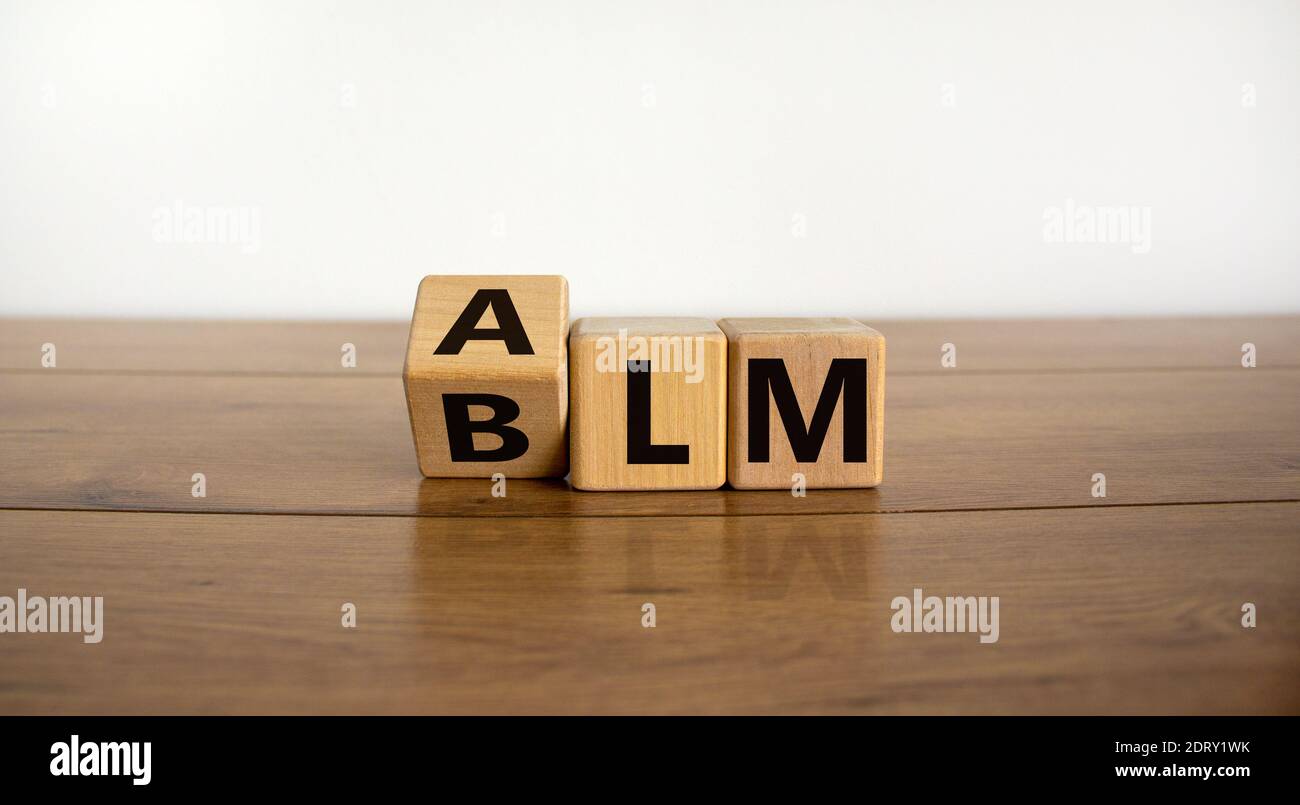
[434,289,535,355]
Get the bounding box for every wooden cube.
[403,275,568,477]
[718,318,885,489]
[569,317,726,491]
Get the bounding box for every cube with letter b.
[718,318,885,489]
[403,275,569,477]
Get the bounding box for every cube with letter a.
[403,275,568,477]
[718,318,885,489]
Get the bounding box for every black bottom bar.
[2,716,1287,792]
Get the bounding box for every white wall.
[2,0,1297,320]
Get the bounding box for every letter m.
[747,358,867,463]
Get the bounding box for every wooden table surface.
[1,317,1297,714]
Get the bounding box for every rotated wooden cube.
[569,317,726,490]
[403,275,568,477]
[718,318,885,489]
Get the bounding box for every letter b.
[442,394,530,462]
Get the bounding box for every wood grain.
[3,316,1295,375]
[1,505,1294,715]
[0,318,409,375]
[2,369,1295,516]
[570,318,727,490]
[403,275,569,478]
[877,316,1300,373]
[719,317,885,489]
[2,317,1297,716]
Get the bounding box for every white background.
[2,0,1297,320]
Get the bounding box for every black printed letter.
[442,393,529,461]
[626,360,689,464]
[747,358,867,463]
[434,289,535,355]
